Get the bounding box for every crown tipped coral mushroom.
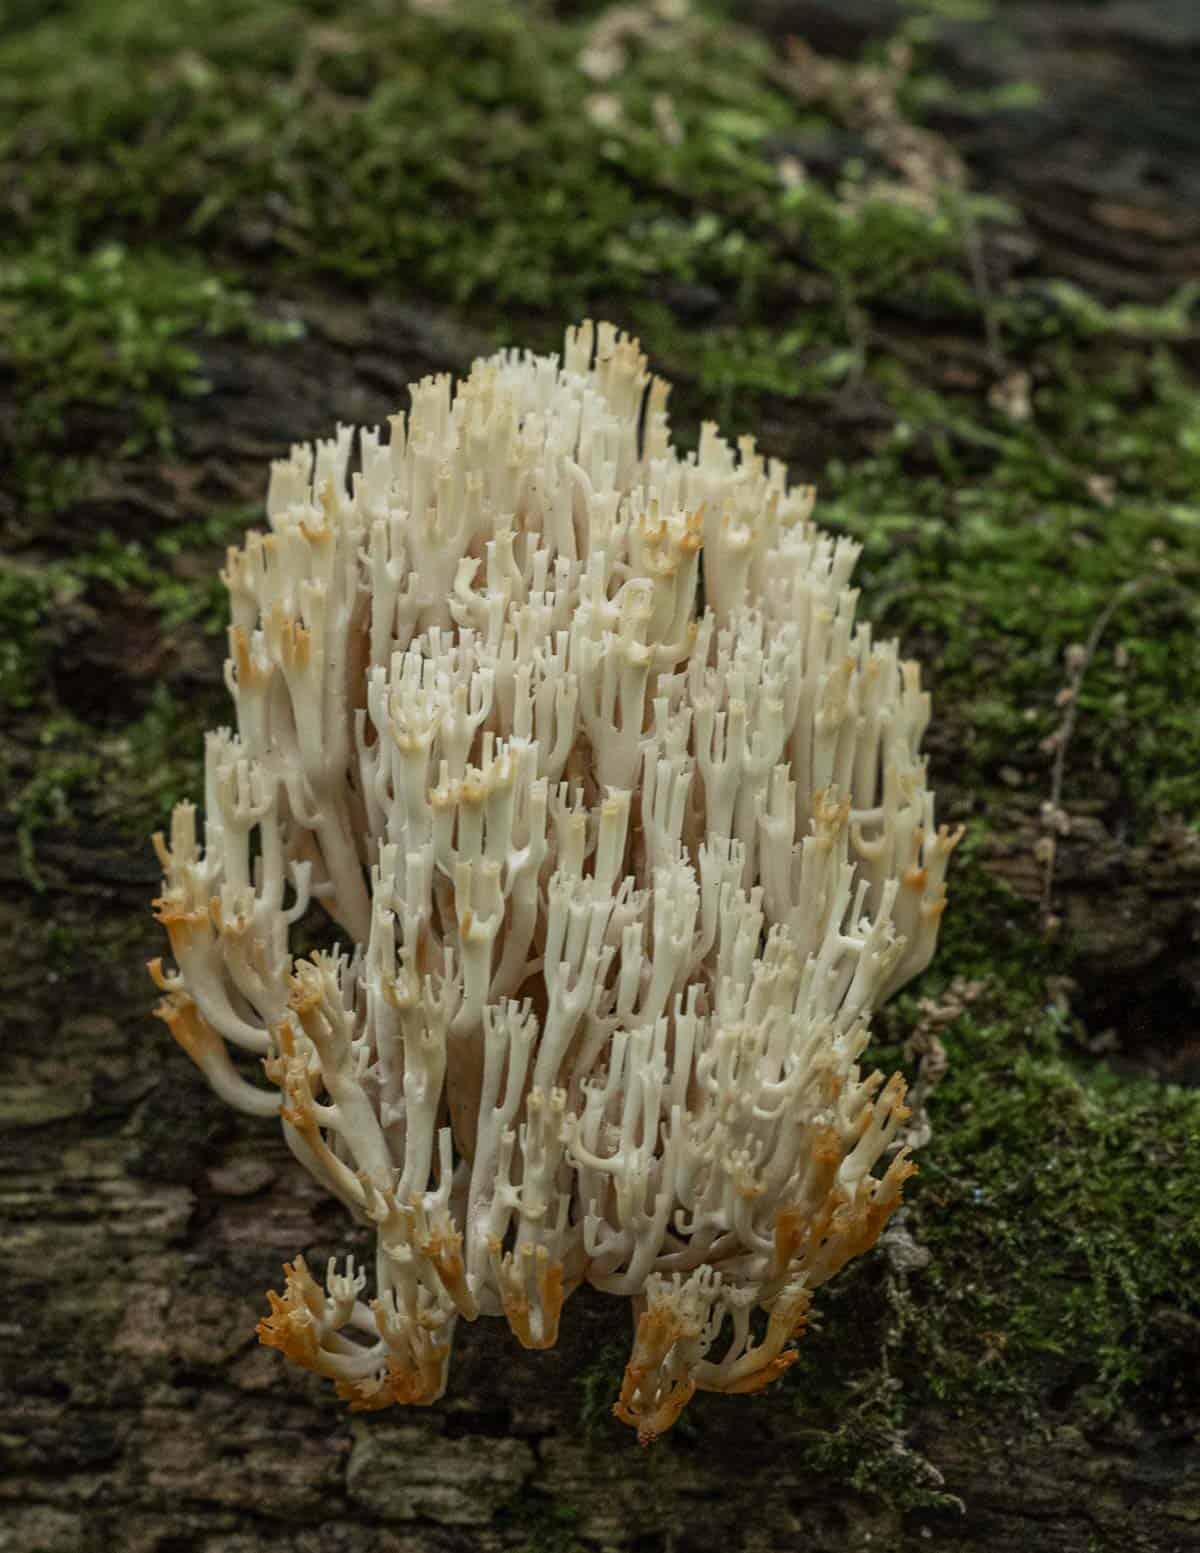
[150,320,961,1440]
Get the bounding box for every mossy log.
[2,2,1199,1550]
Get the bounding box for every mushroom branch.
[149,321,960,1441]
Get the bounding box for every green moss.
[687,319,855,425]
[71,521,244,635]
[123,682,212,814]
[575,1339,628,1441]
[809,352,1200,826]
[794,1408,965,1515]
[0,240,301,467]
[11,734,105,891]
[0,2,753,303]
[1,0,1074,876]
[0,565,77,708]
[0,0,998,324]
[910,983,1200,1418]
[1010,280,1200,343]
[498,1493,585,1553]
[0,495,243,749]
[9,687,210,890]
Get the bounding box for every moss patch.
[4,0,1196,836]
[0,240,299,453]
[0,0,841,309]
[5,689,211,890]
[911,995,1199,1416]
[817,351,1200,821]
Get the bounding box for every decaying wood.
[3,7,1199,1551]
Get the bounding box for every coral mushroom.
[150,321,959,1440]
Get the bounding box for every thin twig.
[1039,572,1191,926]
[959,197,1007,375]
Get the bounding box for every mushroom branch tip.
[149,318,959,1441]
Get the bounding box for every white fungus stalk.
[150,320,960,1442]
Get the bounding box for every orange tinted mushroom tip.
[256,1257,324,1370]
[613,1374,697,1446]
[152,989,223,1070]
[146,956,178,993]
[720,1347,801,1396]
[337,1357,445,1412]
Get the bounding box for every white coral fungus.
[150,321,960,1442]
